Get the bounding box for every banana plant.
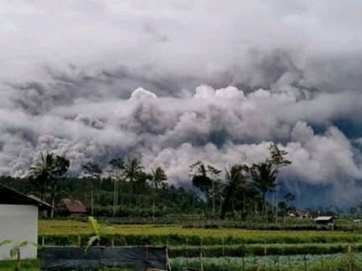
[0,240,37,271]
[86,216,114,251]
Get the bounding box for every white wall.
[0,204,38,260]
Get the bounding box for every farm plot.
[39,220,362,246]
[171,253,362,271]
[28,220,362,270]
[2,253,362,271]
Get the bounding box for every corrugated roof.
[314,216,334,222]
[0,183,52,210]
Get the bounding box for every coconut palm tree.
[251,162,277,220]
[267,144,291,222]
[82,162,102,216]
[150,166,167,190]
[123,158,144,206]
[206,165,222,218]
[150,166,167,219]
[109,158,125,217]
[28,152,55,201]
[189,161,221,217]
[221,164,249,219]
[28,152,69,217]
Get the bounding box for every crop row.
[3,253,362,271]
[39,232,362,247]
[38,235,362,257]
[39,220,359,239]
[171,253,362,271]
[170,244,362,257]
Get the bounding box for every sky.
[1,0,362,206]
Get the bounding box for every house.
[0,184,51,260]
[56,198,87,217]
[287,209,310,219]
[314,216,335,229]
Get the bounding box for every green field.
[39,219,359,240]
[39,219,362,245]
[3,219,362,271]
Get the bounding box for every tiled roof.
[59,198,87,213]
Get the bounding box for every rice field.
[39,219,358,239]
[2,220,359,270]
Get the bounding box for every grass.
[0,259,39,271]
[171,253,362,271]
[39,219,355,237]
[2,254,362,271]
[170,243,362,257]
[39,219,362,245]
[1,219,362,270]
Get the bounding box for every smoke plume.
[1,0,362,206]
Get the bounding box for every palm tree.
[82,162,102,216]
[28,152,69,217]
[206,165,222,218]
[189,161,221,217]
[109,158,125,217]
[123,158,144,207]
[221,164,249,219]
[28,152,55,201]
[150,166,167,190]
[150,166,167,219]
[251,162,277,220]
[267,144,291,222]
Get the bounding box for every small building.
[56,198,87,217]
[0,184,51,260]
[314,216,335,229]
[288,209,310,219]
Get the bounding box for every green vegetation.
[3,140,362,271]
[86,216,115,249]
[0,259,38,271]
[0,240,38,270]
[28,152,70,218]
[3,253,362,271]
[0,144,310,222]
[33,219,362,270]
[37,219,362,251]
[37,220,359,240]
[171,253,362,271]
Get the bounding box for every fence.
[37,236,362,271]
[41,246,169,271]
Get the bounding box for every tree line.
[1,144,297,221]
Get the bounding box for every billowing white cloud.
[1,0,362,205]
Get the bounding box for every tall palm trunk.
[262,190,267,222]
[242,191,246,221]
[152,198,155,220]
[212,180,215,218]
[41,179,48,201]
[272,190,275,221]
[275,189,279,224]
[221,187,232,220]
[50,184,56,218]
[113,178,118,217]
[129,178,133,207]
[91,179,94,216]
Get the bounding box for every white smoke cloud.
[1,0,362,205]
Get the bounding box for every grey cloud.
[1,0,362,205]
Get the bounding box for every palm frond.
[85,236,99,251]
[0,240,12,246]
[88,216,100,236]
